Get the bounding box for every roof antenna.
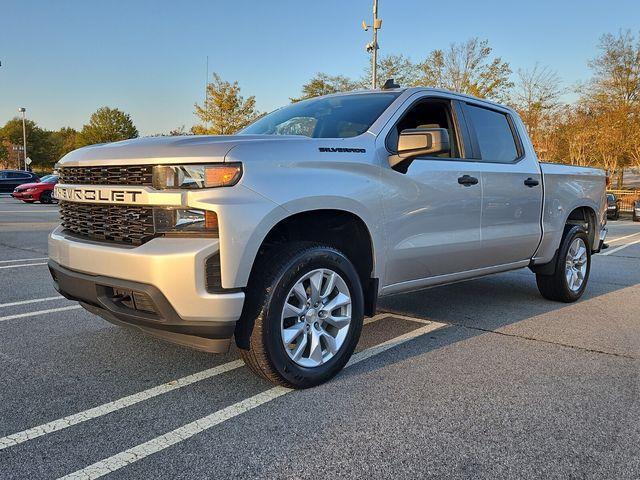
[381,78,400,90]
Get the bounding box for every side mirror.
[389,128,450,168]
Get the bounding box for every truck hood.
[57,134,304,167]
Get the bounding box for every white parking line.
[0,312,393,451]
[601,237,640,256]
[0,305,81,323]
[0,257,48,264]
[606,231,640,243]
[0,210,59,213]
[0,296,64,308]
[0,360,245,450]
[0,262,47,270]
[59,319,446,479]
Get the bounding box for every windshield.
[41,175,58,183]
[240,93,400,138]
[607,194,615,203]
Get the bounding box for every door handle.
[458,175,479,186]
[524,177,539,187]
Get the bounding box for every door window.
[464,104,519,162]
[7,172,30,179]
[387,100,461,158]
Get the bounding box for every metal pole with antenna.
[362,1,382,89]
[371,0,379,89]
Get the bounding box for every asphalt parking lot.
[0,196,639,479]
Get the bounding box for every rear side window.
[465,104,519,162]
[8,172,30,179]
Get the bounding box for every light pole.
[18,107,27,170]
[362,0,382,89]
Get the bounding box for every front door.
[380,97,484,288]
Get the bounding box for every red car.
[12,174,58,204]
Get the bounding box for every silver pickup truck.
[49,87,607,388]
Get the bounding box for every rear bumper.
[48,226,245,352]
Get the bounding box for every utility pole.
[362,0,382,89]
[18,107,27,170]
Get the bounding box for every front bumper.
[595,225,608,253]
[12,191,35,200]
[48,226,245,352]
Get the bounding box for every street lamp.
[18,107,27,171]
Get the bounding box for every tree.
[361,54,419,88]
[291,73,359,102]
[579,30,640,186]
[49,127,78,161]
[193,73,261,134]
[510,64,564,156]
[0,117,53,168]
[416,38,513,101]
[77,107,138,147]
[0,143,8,164]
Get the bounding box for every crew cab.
[49,87,607,388]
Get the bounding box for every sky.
[1,0,639,135]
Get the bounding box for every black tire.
[40,190,52,204]
[23,200,35,203]
[536,225,591,303]
[237,242,364,388]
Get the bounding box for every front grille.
[59,165,153,186]
[60,201,156,245]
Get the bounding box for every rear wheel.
[536,225,591,302]
[237,243,364,388]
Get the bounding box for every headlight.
[153,164,242,190]
[154,208,218,236]
[25,187,37,192]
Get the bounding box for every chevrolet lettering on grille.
[54,186,143,203]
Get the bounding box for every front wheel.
[237,243,364,388]
[40,190,52,204]
[536,225,591,302]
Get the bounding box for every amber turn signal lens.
[205,210,218,230]
[204,165,242,187]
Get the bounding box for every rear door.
[7,171,33,191]
[462,102,543,266]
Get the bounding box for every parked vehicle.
[0,170,39,193]
[606,193,620,220]
[48,87,608,388]
[12,175,59,204]
[633,200,640,222]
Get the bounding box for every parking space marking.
[0,262,47,270]
[0,312,393,451]
[601,237,640,256]
[0,210,59,213]
[0,305,81,323]
[0,360,245,450]
[59,320,446,480]
[607,231,640,243]
[0,296,64,308]
[0,257,48,264]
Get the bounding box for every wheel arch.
[244,207,379,317]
